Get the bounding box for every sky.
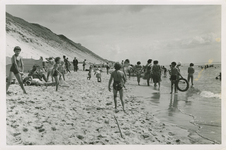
[6,5,221,65]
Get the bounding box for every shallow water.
[127,64,221,143]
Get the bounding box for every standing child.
[108,62,127,113]
[52,57,62,91]
[59,61,66,81]
[187,63,195,86]
[94,67,102,82]
[6,46,27,94]
[169,62,181,94]
[134,61,143,85]
[87,65,92,80]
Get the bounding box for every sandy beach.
[6,70,215,145]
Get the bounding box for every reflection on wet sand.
[168,94,179,116]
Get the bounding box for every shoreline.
[6,71,217,145]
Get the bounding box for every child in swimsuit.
[94,67,101,82]
[187,63,195,86]
[108,62,126,113]
[52,57,61,91]
[59,61,66,81]
[6,46,27,94]
[134,61,143,85]
[170,62,181,94]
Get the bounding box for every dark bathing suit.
[170,75,177,80]
[10,56,22,75]
[52,70,58,77]
[113,80,123,91]
[10,63,19,74]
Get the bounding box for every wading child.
[170,62,181,94]
[94,67,101,82]
[134,61,143,85]
[6,46,27,94]
[52,57,62,91]
[187,63,195,86]
[108,62,126,113]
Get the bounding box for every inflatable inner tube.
[176,78,189,92]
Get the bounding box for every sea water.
[152,64,221,143]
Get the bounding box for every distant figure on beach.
[63,56,70,73]
[134,61,143,85]
[144,59,152,86]
[46,57,55,82]
[176,62,181,74]
[83,59,86,71]
[187,63,195,86]
[73,57,78,72]
[216,72,221,81]
[94,67,102,82]
[162,66,167,77]
[59,61,66,81]
[67,58,71,72]
[121,60,124,66]
[87,65,92,80]
[52,57,62,91]
[6,46,27,94]
[108,62,126,113]
[106,62,110,74]
[151,60,161,88]
[170,62,181,94]
[122,59,130,79]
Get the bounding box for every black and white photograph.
[0,0,225,149]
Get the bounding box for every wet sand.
[6,71,214,145]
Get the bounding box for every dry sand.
[6,70,214,145]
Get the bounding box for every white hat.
[177,62,181,66]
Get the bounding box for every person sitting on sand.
[23,76,55,86]
[52,57,62,91]
[170,62,181,94]
[108,62,127,113]
[28,65,48,82]
[87,64,92,80]
[134,61,143,85]
[151,60,161,88]
[6,46,27,94]
[94,67,102,82]
[187,63,195,86]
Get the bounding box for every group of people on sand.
[7,46,197,113]
[6,46,75,94]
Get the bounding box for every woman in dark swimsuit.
[108,62,126,113]
[6,46,27,94]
